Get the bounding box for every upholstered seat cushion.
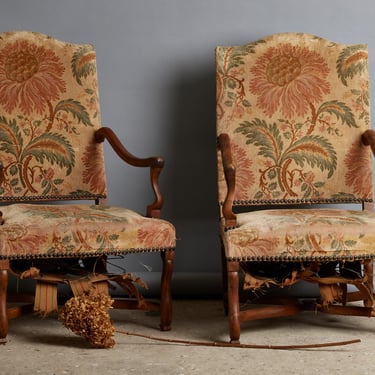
[220,208,375,261]
[0,204,175,259]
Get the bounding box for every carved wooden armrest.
[362,129,375,156]
[217,133,237,228]
[95,127,165,218]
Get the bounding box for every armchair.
[0,31,175,343]
[216,33,375,343]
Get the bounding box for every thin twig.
[115,329,361,350]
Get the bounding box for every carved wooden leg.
[227,260,241,344]
[0,260,9,343]
[159,250,175,331]
[220,239,229,316]
[364,260,374,308]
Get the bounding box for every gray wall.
[2,0,375,296]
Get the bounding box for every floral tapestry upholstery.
[216,33,375,262]
[220,208,375,261]
[0,31,176,259]
[0,203,175,259]
[216,33,372,205]
[0,31,106,201]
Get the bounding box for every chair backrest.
[0,31,107,203]
[216,33,372,208]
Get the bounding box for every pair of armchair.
[1,30,375,346]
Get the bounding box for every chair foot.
[230,339,240,345]
[159,323,172,332]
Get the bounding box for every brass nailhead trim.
[227,254,375,262]
[0,247,175,260]
[218,198,373,206]
[0,194,107,203]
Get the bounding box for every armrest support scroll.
[95,127,165,218]
[217,133,237,228]
[362,129,375,156]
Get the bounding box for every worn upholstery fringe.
[34,281,58,316]
[69,278,109,297]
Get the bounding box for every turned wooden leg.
[159,250,175,331]
[0,260,9,343]
[227,260,241,344]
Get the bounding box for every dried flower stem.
[116,330,361,350]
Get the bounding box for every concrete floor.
[2,299,375,375]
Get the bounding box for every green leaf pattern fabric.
[216,33,375,260]
[0,31,176,258]
[216,33,372,205]
[0,31,106,200]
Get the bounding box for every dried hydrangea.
[59,288,115,348]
